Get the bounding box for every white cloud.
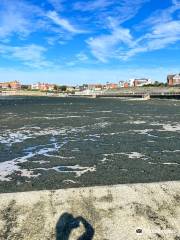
[74,0,150,27]
[47,11,86,34]
[152,20,180,36]
[66,52,89,67]
[0,0,85,43]
[0,44,51,68]
[87,0,180,62]
[141,0,180,27]
[0,0,179,67]
[74,0,114,11]
[0,0,46,40]
[122,20,180,59]
[87,20,133,62]
[76,52,89,61]
[0,1,32,39]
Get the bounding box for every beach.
[0,96,180,192]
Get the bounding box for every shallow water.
[0,96,180,192]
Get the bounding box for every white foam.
[94,122,111,128]
[132,129,153,135]
[132,129,157,137]
[71,148,80,152]
[162,150,180,153]
[126,152,145,159]
[0,121,112,146]
[150,122,180,132]
[100,152,145,162]
[161,124,180,132]
[37,165,96,177]
[0,141,66,181]
[0,152,39,181]
[63,179,77,184]
[0,127,69,146]
[162,162,180,165]
[126,121,146,124]
[148,161,180,166]
[148,162,157,165]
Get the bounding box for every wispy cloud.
[87,18,133,62]
[124,21,180,59]
[66,52,90,67]
[76,52,89,62]
[74,0,150,26]
[0,1,32,39]
[74,0,114,11]
[87,0,180,61]
[47,11,86,34]
[0,44,51,68]
[121,0,180,60]
[141,0,180,27]
[0,0,179,74]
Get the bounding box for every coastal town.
[0,73,180,98]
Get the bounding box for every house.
[0,81,21,90]
[31,83,55,91]
[106,83,118,89]
[167,74,180,86]
[119,81,130,88]
[47,84,56,91]
[88,84,104,91]
[31,83,40,90]
[130,78,152,87]
[66,86,75,92]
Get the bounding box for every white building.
[129,78,152,87]
[31,83,39,90]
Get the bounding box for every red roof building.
[167,74,180,86]
[0,81,21,90]
[106,83,118,89]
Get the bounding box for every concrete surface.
[0,181,180,240]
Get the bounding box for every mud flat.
[0,181,179,240]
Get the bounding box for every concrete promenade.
[0,181,179,240]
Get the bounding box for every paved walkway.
[0,181,179,240]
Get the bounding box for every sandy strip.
[0,181,180,240]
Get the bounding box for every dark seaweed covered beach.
[0,96,180,192]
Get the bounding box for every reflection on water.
[0,96,180,192]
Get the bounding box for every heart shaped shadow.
[56,212,94,240]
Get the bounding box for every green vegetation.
[142,81,168,87]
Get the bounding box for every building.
[0,81,21,90]
[106,83,118,89]
[119,81,130,88]
[167,74,180,86]
[130,78,152,87]
[31,83,55,91]
[66,86,75,92]
[31,83,39,90]
[88,84,105,91]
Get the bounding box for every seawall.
[0,181,180,240]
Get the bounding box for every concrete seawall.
[0,181,180,240]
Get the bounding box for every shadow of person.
[76,216,94,240]
[56,213,94,240]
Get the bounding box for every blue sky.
[0,0,180,84]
